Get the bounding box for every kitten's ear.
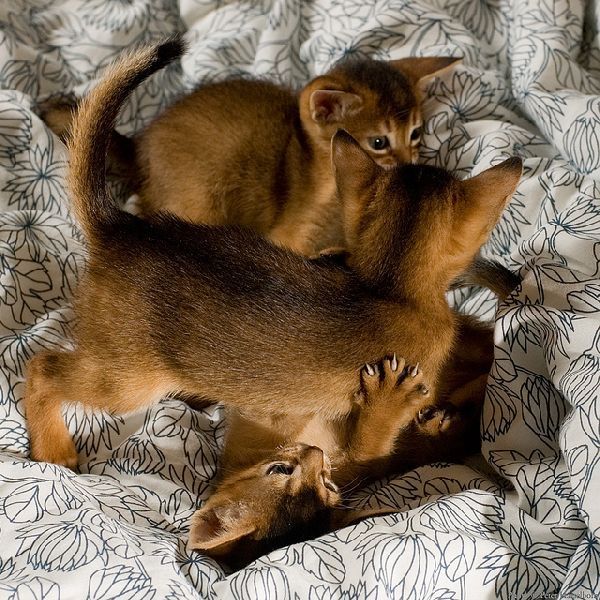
[331,129,380,195]
[187,506,256,557]
[390,56,462,91]
[310,89,362,124]
[331,130,383,245]
[457,157,523,247]
[461,157,523,213]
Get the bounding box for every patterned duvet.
[0,1,599,598]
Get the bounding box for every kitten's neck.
[397,272,455,308]
[349,253,453,310]
[271,122,340,254]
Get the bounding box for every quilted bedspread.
[0,0,599,598]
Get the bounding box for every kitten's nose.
[298,444,324,469]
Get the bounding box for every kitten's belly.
[192,366,360,421]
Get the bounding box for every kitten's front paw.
[359,355,430,407]
[417,403,467,436]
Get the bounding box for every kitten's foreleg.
[351,356,431,460]
[335,356,431,487]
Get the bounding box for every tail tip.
[155,34,187,67]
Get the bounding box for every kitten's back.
[78,216,404,418]
[137,78,306,229]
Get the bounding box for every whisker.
[339,477,364,497]
[340,475,361,490]
[333,502,356,510]
[391,108,411,121]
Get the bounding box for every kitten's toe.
[360,361,381,396]
[123,194,142,216]
[395,363,430,397]
[417,404,459,435]
[383,354,405,381]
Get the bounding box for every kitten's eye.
[418,407,437,422]
[266,463,294,476]
[368,136,390,151]
[410,127,422,142]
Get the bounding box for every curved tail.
[68,36,185,240]
[451,256,520,300]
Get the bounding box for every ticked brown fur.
[25,40,522,565]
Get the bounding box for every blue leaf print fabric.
[0,0,599,598]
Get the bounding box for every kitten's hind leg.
[25,351,80,468]
[25,350,173,468]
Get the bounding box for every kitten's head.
[299,56,460,166]
[330,130,523,298]
[187,443,340,568]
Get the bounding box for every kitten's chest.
[294,416,343,459]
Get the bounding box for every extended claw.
[390,354,398,372]
[365,363,376,376]
[411,363,420,377]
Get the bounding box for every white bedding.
[0,0,599,598]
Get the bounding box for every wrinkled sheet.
[0,0,599,598]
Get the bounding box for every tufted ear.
[187,505,256,558]
[455,157,523,255]
[390,56,462,91]
[309,89,363,124]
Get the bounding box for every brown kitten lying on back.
[42,50,459,255]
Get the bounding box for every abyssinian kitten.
[25,39,522,566]
[41,48,460,255]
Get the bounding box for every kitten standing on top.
[43,53,460,255]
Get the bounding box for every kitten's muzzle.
[287,443,338,493]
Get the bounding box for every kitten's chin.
[326,487,342,508]
[374,153,418,169]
